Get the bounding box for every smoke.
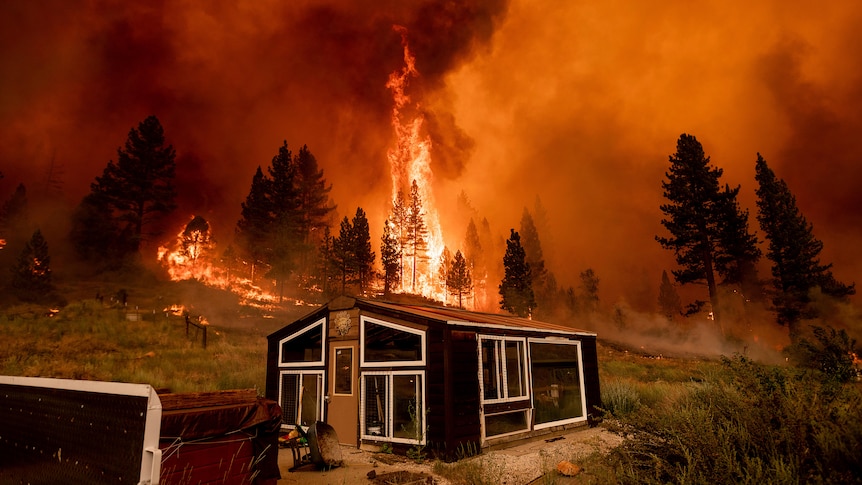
[2,0,861,318]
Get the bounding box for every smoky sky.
[1,0,860,307]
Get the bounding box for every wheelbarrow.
[307,421,344,468]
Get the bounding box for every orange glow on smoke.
[386,26,447,303]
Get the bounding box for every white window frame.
[331,346,354,397]
[481,408,532,441]
[477,335,530,404]
[359,370,426,445]
[528,338,588,430]
[278,318,326,367]
[359,316,426,367]
[278,369,325,429]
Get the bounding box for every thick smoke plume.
[2,0,861,343]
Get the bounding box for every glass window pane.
[392,375,422,440]
[280,374,299,425]
[481,340,500,400]
[505,341,525,398]
[300,374,320,427]
[364,375,388,437]
[485,410,528,437]
[334,348,352,394]
[364,321,422,362]
[281,323,323,363]
[530,343,584,425]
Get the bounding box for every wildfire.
[386,25,447,303]
[157,215,279,308]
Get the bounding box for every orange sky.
[1,0,860,309]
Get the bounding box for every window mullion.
[498,340,508,400]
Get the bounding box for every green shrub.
[609,355,862,484]
[601,379,642,417]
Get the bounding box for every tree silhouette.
[91,115,177,252]
[499,229,535,317]
[10,229,53,302]
[447,250,472,309]
[351,207,375,293]
[406,180,429,291]
[380,220,401,297]
[180,215,213,263]
[657,133,747,325]
[755,154,855,336]
[578,268,600,314]
[236,166,273,284]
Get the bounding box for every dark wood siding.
[444,330,481,454]
[580,336,601,419]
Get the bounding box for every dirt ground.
[276,426,623,485]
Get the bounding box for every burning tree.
[157,215,217,282]
[405,180,429,292]
[10,229,54,302]
[755,153,855,338]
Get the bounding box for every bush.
[601,379,642,417]
[786,325,858,383]
[609,356,862,484]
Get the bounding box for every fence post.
[202,326,207,349]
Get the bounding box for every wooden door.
[327,342,358,446]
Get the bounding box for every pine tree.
[755,154,855,334]
[236,166,273,284]
[91,115,177,252]
[10,229,53,302]
[499,229,535,317]
[317,226,337,297]
[448,250,472,309]
[406,180,429,292]
[390,190,408,288]
[520,208,551,317]
[333,216,355,294]
[380,220,401,297]
[578,268,600,314]
[267,141,301,299]
[294,145,336,271]
[438,247,451,305]
[351,207,375,293]
[713,184,762,300]
[658,269,682,320]
[656,134,725,324]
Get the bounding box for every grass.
[3,287,861,484]
[0,297,272,393]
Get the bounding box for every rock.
[367,470,377,480]
[556,460,582,477]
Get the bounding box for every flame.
[386,26,448,303]
[157,216,280,308]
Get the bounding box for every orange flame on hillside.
[386,25,447,303]
[157,215,279,308]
